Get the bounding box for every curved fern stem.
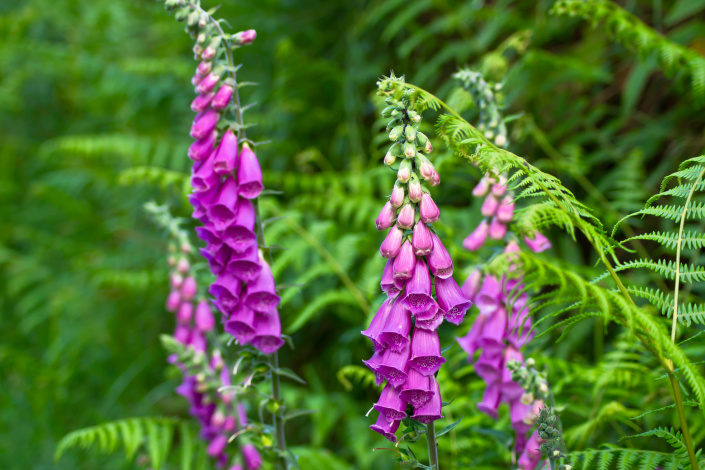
[426,421,439,470]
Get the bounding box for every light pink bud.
[181,276,197,300]
[496,195,514,223]
[481,194,499,217]
[195,300,215,332]
[211,84,233,110]
[461,269,483,301]
[424,141,433,153]
[419,193,440,224]
[191,92,215,113]
[197,60,212,77]
[177,258,190,273]
[491,175,507,197]
[177,302,193,323]
[524,232,551,253]
[489,217,506,240]
[397,161,411,183]
[390,183,404,208]
[412,221,433,256]
[212,128,238,175]
[376,201,396,231]
[472,175,491,197]
[380,226,404,258]
[166,291,180,312]
[170,273,184,289]
[463,220,489,251]
[396,203,415,229]
[233,29,257,45]
[408,175,423,203]
[392,241,416,281]
[191,73,203,86]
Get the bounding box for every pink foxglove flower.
[233,29,257,45]
[428,232,453,279]
[396,203,415,229]
[525,231,551,253]
[212,128,238,175]
[376,201,396,231]
[244,258,281,314]
[211,84,234,110]
[237,144,264,199]
[481,194,499,217]
[370,413,400,442]
[251,312,285,354]
[408,328,446,376]
[242,443,262,469]
[400,368,434,408]
[419,193,440,223]
[435,276,471,325]
[362,299,393,351]
[489,216,507,239]
[377,343,410,387]
[392,240,416,281]
[412,221,433,256]
[411,378,443,423]
[380,226,403,258]
[378,299,411,352]
[191,109,220,140]
[463,220,490,251]
[374,383,408,422]
[224,303,256,344]
[477,383,501,418]
[195,300,215,332]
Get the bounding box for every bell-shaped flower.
[196,70,222,94]
[404,259,434,316]
[392,241,416,281]
[362,299,393,352]
[222,198,256,253]
[525,231,551,253]
[243,258,280,313]
[456,313,486,362]
[166,290,180,312]
[510,398,533,434]
[181,276,197,300]
[472,175,491,197]
[474,350,502,384]
[188,130,218,161]
[396,203,415,229]
[381,258,402,298]
[377,342,410,387]
[242,443,262,469]
[174,324,191,344]
[207,434,227,457]
[374,383,407,422]
[378,299,411,352]
[227,244,262,283]
[191,180,222,210]
[170,273,184,289]
[414,307,444,331]
[208,177,239,231]
[461,269,483,302]
[195,300,215,332]
[211,84,234,110]
[224,303,256,344]
[390,183,405,208]
[380,226,403,258]
[200,247,224,276]
[191,152,220,193]
[491,175,507,197]
[212,128,238,175]
[400,368,434,408]
[408,328,446,376]
[477,382,501,418]
[191,330,207,352]
[496,195,515,223]
[195,225,221,245]
[209,272,242,313]
[408,174,423,202]
[507,314,534,349]
[475,275,501,315]
[237,144,263,199]
[251,312,285,354]
[376,201,396,231]
[478,306,508,357]
[428,233,453,279]
[436,276,471,325]
[191,109,220,140]
[481,194,499,217]
[237,403,249,428]
[463,220,489,251]
[412,220,433,256]
[489,217,507,240]
[517,431,543,470]
[362,350,385,386]
[191,92,215,113]
[369,412,400,443]
[196,60,212,77]
[419,193,440,223]
[177,302,193,324]
[411,378,443,423]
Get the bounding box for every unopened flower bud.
[197,14,208,28]
[390,183,405,208]
[526,358,535,367]
[389,125,403,142]
[187,10,199,27]
[408,111,421,123]
[495,134,507,147]
[408,174,423,202]
[396,203,415,230]
[538,382,548,394]
[196,60,212,77]
[404,126,417,142]
[202,36,221,60]
[553,450,560,457]
[181,242,191,254]
[419,193,440,224]
[233,29,257,45]
[424,140,433,154]
[403,141,416,158]
[417,154,439,185]
[376,201,396,231]
[491,174,507,197]
[472,175,491,197]
[397,160,412,183]
[177,258,190,273]
[384,151,396,166]
[381,106,395,118]
[167,255,176,267]
[181,276,197,300]
[488,217,506,239]
[211,83,233,110]
[481,194,499,217]
[521,392,534,405]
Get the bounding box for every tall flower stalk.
[363,74,472,469]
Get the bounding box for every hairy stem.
[427,421,439,470]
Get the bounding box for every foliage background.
[2,0,705,468]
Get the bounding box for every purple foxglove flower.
[191,92,215,113]
[233,29,257,45]
[477,383,501,418]
[208,177,239,231]
[211,84,233,110]
[461,269,483,302]
[242,443,262,469]
[404,259,434,315]
[478,306,508,357]
[223,415,236,431]
[362,350,385,386]
[501,346,524,402]
[237,144,264,199]
[428,232,453,279]
[237,403,249,427]
[380,226,404,258]
[191,73,203,86]
[224,303,256,344]
[222,198,256,252]
[408,174,423,202]
[491,175,507,197]
[181,276,197,300]
[377,343,410,387]
[197,60,212,77]
[507,314,534,349]
[362,299,393,351]
[252,312,285,354]
[200,245,228,276]
[411,378,443,423]
[390,183,405,208]
[229,466,244,470]
[195,225,221,245]
[392,240,416,280]
[518,431,543,470]
[381,258,402,298]
[414,308,444,331]
[207,434,227,457]
[475,350,502,383]
[463,220,489,251]
[188,131,218,161]
[191,179,222,211]
[196,70,222,94]
[408,327,446,376]
[374,383,408,422]
[456,314,487,362]
[496,195,515,223]
[436,276,471,325]
[213,128,238,175]
[177,302,193,324]
[489,217,507,240]
[472,175,491,197]
[419,193,440,224]
[412,220,433,256]
[379,299,411,352]
[369,412,400,443]
[191,109,220,140]
[376,201,396,231]
[191,153,220,193]
[209,272,243,312]
[396,203,415,229]
[475,275,501,315]
[417,155,439,186]
[227,244,262,283]
[525,231,551,253]
[166,290,181,311]
[400,367,434,408]
[481,194,499,217]
[174,324,191,344]
[191,330,207,352]
[510,398,533,434]
[195,300,215,332]
[244,259,281,313]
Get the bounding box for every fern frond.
[568,447,677,470]
[622,231,705,251]
[620,427,697,469]
[595,259,705,284]
[337,365,380,391]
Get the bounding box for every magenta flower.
[252,312,285,354]
[166,290,181,312]
[227,245,262,283]
[428,232,453,279]
[188,131,218,161]
[213,128,238,175]
[474,351,502,384]
[191,92,215,113]
[181,276,197,300]
[207,434,228,457]
[474,275,501,315]
[224,303,256,344]
[463,220,490,251]
[412,220,433,256]
[408,174,423,202]
[396,203,415,229]
[208,177,239,230]
[455,313,486,361]
[517,431,543,470]
[390,183,405,208]
[435,276,471,325]
[196,60,212,77]
[525,231,551,253]
[222,199,256,253]
[461,269,483,302]
[414,308,444,331]
[378,299,411,352]
[408,328,446,376]
[362,299,392,352]
[380,259,402,298]
[374,383,408,422]
[411,378,443,423]
[481,194,499,217]
[242,443,262,469]
[501,346,524,401]
[510,398,533,434]
[237,144,264,199]
[362,350,385,386]
[478,306,508,357]
[211,84,234,111]
[244,258,281,314]
[191,154,220,193]
[196,70,222,94]
[209,272,243,312]
[472,175,491,197]
[380,226,404,258]
[400,368,434,407]
[488,216,507,239]
[191,109,220,140]
[404,259,435,316]
[369,412,400,442]
[195,300,215,332]
[377,343,410,387]
[233,29,257,45]
[496,195,515,223]
[477,383,501,418]
[419,193,440,223]
[177,302,193,323]
[392,240,416,280]
[376,201,396,231]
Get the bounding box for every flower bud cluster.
[453,68,508,148]
[536,407,569,470]
[365,76,473,442]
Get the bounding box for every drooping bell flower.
[181,276,197,300]
[456,313,486,362]
[404,259,435,316]
[489,217,507,240]
[191,109,220,140]
[435,276,471,325]
[390,183,405,208]
[369,412,400,443]
[211,84,234,110]
[380,259,402,298]
[517,431,543,470]
[195,300,215,332]
[227,244,262,283]
[478,306,508,357]
[400,367,434,408]
[412,220,433,256]
[376,201,396,231]
[408,327,446,376]
[461,269,483,302]
[244,258,280,313]
[525,232,551,253]
[191,91,215,113]
[481,194,499,217]
[361,299,393,352]
[237,144,264,199]
[196,69,223,94]
[491,175,507,197]
[474,275,501,315]
[195,225,221,245]
[373,383,408,422]
[166,290,181,311]
[477,382,501,418]
[414,308,444,331]
[191,151,220,193]
[377,343,410,387]
[362,350,385,386]
[396,203,415,229]
[237,403,249,428]
[174,324,191,344]
[191,180,222,211]
[224,303,256,344]
[378,299,411,352]
[242,443,262,469]
[197,60,212,77]
[177,302,194,323]
[200,246,226,276]
[474,351,502,384]
[207,434,228,457]
[472,175,491,197]
[212,128,238,175]
[251,311,285,354]
[191,330,207,352]
[463,220,489,251]
[208,272,243,312]
[417,154,440,186]
[411,378,443,423]
[507,313,534,349]
[496,195,515,223]
[208,177,239,231]
[510,399,533,434]
[428,232,453,279]
[392,240,416,281]
[222,198,256,253]
[419,193,440,224]
[380,226,404,258]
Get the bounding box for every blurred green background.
[2,0,705,468]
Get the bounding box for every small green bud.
[384,150,396,166]
[397,160,412,183]
[187,10,200,27]
[403,141,416,158]
[404,126,417,142]
[526,358,535,367]
[389,126,403,142]
[174,7,189,22]
[552,450,560,457]
[381,106,395,118]
[391,109,401,118]
[408,110,420,123]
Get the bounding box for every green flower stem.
[426,421,439,470]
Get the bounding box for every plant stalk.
[427,422,439,470]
